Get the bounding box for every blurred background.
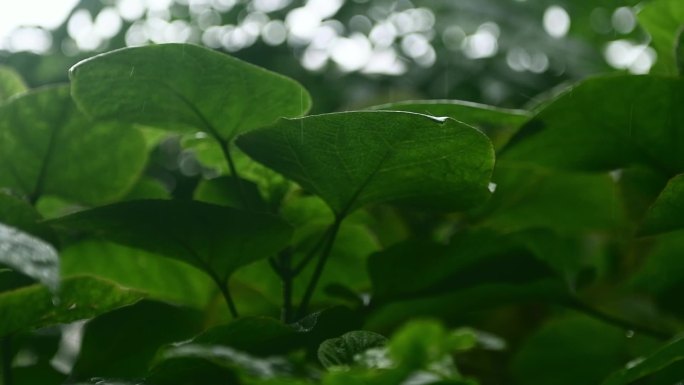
[0,0,653,114]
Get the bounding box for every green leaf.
[0,222,59,293]
[0,85,147,204]
[503,76,684,175]
[71,300,204,380]
[368,230,556,303]
[639,174,684,235]
[237,111,494,215]
[318,330,387,369]
[70,43,311,142]
[677,27,684,76]
[0,65,27,102]
[371,100,530,150]
[194,176,267,211]
[49,199,292,283]
[638,0,684,75]
[60,240,215,308]
[0,192,56,244]
[602,336,684,385]
[0,275,143,337]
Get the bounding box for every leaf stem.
[565,298,671,341]
[218,138,250,210]
[296,215,344,319]
[292,224,335,276]
[1,336,13,385]
[209,273,239,319]
[278,250,294,323]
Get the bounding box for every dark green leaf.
[194,176,267,211]
[0,222,59,292]
[60,240,215,308]
[503,76,684,175]
[0,275,143,337]
[371,100,530,150]
[237,111,494,215]
[639,174,684,235]
[0,85,147,204]
[318,330,387,369]
[49,199,292,282]
[71,300,204,380]
[0,192,56,244]
[639,0,684,75]
[70,43,311,142]
[0,65,27,103]
[602,336,684,385]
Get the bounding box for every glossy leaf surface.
[238,111,494,215]
[49,199,292,282]
[0,222,59,292]
[0,85,147,204]
[70,43,311,141]
[0,275,143,336]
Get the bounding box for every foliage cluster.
[1,1,684,384]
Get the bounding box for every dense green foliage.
[2,1,684,384]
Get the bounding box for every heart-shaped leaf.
[0,275,143,337]
[237,111,494,216]
[502,76,684,175]
[0,85,147,204]
[49,199,292,283]
[0,65,27,103]
[0,222,59,293]
[69,43,311,142]
[371,100,529,150]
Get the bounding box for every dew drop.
[625,330,634,338]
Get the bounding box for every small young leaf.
[639,173,684,236]
[638,0,684,75]
[0,275,143,337]
[49,199,292,283]
[69,43,311,142]
[371,100,530,150]
[237,111,494,216]
[0,85,147,204]
[0,222,59,293]
[318,330,388,369]
[0,65,27,102]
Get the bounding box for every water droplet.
[625,330,634,338]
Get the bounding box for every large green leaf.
[0,222,59,293]
[602,336,684,385]
[639,0,684,75]
[0,275,143,337]
[503,76,684,175]
[371,100,530,150]
[69,43,311,142]
[0,85,147,204]
[60,240,215,308]
[71,300,204,380]
[639,174,684,235]
[237,111,494,215]
[0,65,27,102]
[49,199,292,283]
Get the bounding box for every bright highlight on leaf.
[0,222,59,293]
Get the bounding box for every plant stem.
[218,138,250,210]
[210,273,239,319]
[292,224,335,276]
[565,298,671,341]
[1,336,13,385]
[278,250,294,323]
[296,216,344,319]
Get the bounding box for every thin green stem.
[278,250,294,323]
[209,273,239,319]
[2,336,13,385]
[218,138,250,210]
[292,224,335,276]
[565,298,671,341]
[296,216,344,319]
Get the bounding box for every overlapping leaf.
[639,0,684,75]
[69,43,311,141]
[0,65,27,102]
[0,85,147,204]
[0,222,59,292]
[50,199,292,283]
[237,111,494,215]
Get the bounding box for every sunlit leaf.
[49,199,292,283]
[0,275,143,337]
[70,43,311,142]
[237,111,494,215]
[371,100,530,150]
[0,65,27,102]
[0,85,147,204]
[0,222,59,293]
[639,0,684,75]
[503,76,684,175]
